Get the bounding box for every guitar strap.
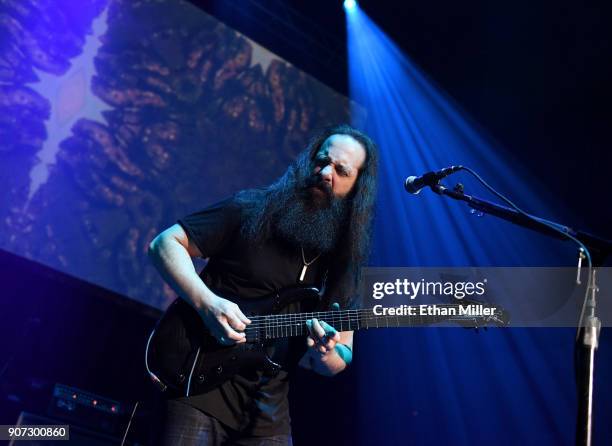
[319,268,329,295]
[316,268,331,310]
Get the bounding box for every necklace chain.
[299,246,321,282]
[301,246,321,266]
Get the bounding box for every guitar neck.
[249,305,465,341]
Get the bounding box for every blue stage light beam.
[346,8,577,269]
[346,7,581,446]
[343,0,357,12]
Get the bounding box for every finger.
[323,337,336,350]
[201,313,240,344]
[225,312,246,331]
[306,319,315,338]
[319,320,338,337]
[312,318,326,340]
[331,302,340,311]
[319,321,338,336]
[219,319,246,343]
[233,305,251,325]
[306,321,327,351]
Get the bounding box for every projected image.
[0,0,108,230]
[0,0,351,308]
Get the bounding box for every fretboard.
[245,304,470,341]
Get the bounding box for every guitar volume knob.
[215,365,223,374]
[198,374,205,383]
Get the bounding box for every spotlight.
[344,0,357,11]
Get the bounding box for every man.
[148,124,378,445]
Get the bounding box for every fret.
[258,303,493,340]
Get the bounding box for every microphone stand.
[428,182,611,446]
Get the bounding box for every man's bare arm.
[148,224,250,343]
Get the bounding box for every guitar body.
[146,287,320,397]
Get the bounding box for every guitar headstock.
[452,299,510,330]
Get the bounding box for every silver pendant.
[299,264,307,282]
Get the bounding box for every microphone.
[404,165,463,194]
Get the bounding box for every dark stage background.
[1,0,611,445]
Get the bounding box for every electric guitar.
[145,286,508,397]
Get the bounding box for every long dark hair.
[237,124,378,308]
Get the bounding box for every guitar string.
[259,306,494,326]
[240,304,488,337]
[245,303,468,323]
[244,316,490,339]
[244,308,362,338]
[244,306,477,327]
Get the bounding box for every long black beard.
[273,185,348,253]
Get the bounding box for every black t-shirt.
[175,195,328,436]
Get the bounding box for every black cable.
[456,165,593,339]
[120,401,139,446]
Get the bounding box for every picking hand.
[199,294,251,345]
